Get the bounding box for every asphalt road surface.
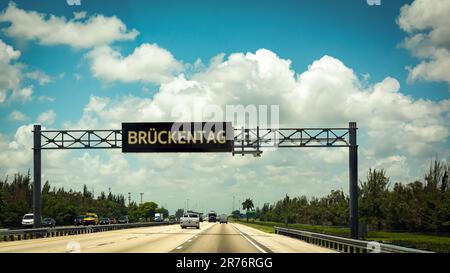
[0,222,336,253]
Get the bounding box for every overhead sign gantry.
[32,122,359,238]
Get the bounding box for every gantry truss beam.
[232,127,351,156]
[39,130,122,149]
[38,127,351,155]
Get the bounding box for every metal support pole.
[349,122,358,239]
[33,125,42,228]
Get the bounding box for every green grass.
[232,219,450,253]
[232,220,276,234]
[366,231,450,253]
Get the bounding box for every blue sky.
[0,0,448,132]
[0,0,449,214]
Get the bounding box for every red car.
[109,217,117,224]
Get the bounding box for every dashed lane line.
[170,223,217,253]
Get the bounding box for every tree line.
[254,158,449,233]
[0,171,169,227]
[1,158,448,232]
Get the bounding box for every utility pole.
[285,194,289,228]
[187,198,189,212]
[140,192,144,205]
[233,196,235,212]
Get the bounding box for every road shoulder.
[232,223,338,253]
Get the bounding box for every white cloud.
[37,95,55,103]
[10,85,33,102]
[76,49,450,159]
[0,38,21,103]
[0,124,35,174]
[398,0,450,85]
[25,70,51,86]
[87,43,183,84]
[0,2,139,49]
[69,48,449,209]
[9,110,28,121]
[2,47,449,213]
[0,1,448,213]
[0,39,52,103]
[37,109,56,125]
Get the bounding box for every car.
[109,217,117,224]
[74,215,85,226]
[21,213,35,228]
[82,213,99,226]
[42,218,56,227]
[180,213,200,229]
[219,214,228,224]
[99,218,110,225]
[118,216,129,224]
[208,211,217,222]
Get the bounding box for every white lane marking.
[172,222,215,252]
[231,224,267,253]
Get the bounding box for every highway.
[0,222,336,253]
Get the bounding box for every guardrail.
[274,226,432,253]
[0,221,179,242]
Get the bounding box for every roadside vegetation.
[0,172,169,227]
[232,157,450,252]
[234,219,450,253]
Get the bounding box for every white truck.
[180,213,200,229]
[155,213,163,222]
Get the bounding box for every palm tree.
[242,198,254,222]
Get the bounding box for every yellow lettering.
[138,131,147,144]
[128,131,137,144]
[217,130,226,144]
[207,131,216,144]
[158,131,167,144]
[178,131,186,144]
[187,130,196,143]
[147,128,157,144]
[168,131,176,144]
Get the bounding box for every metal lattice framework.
[39,127,351,153]
[40,130,122,150]
[232,127,351,156]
